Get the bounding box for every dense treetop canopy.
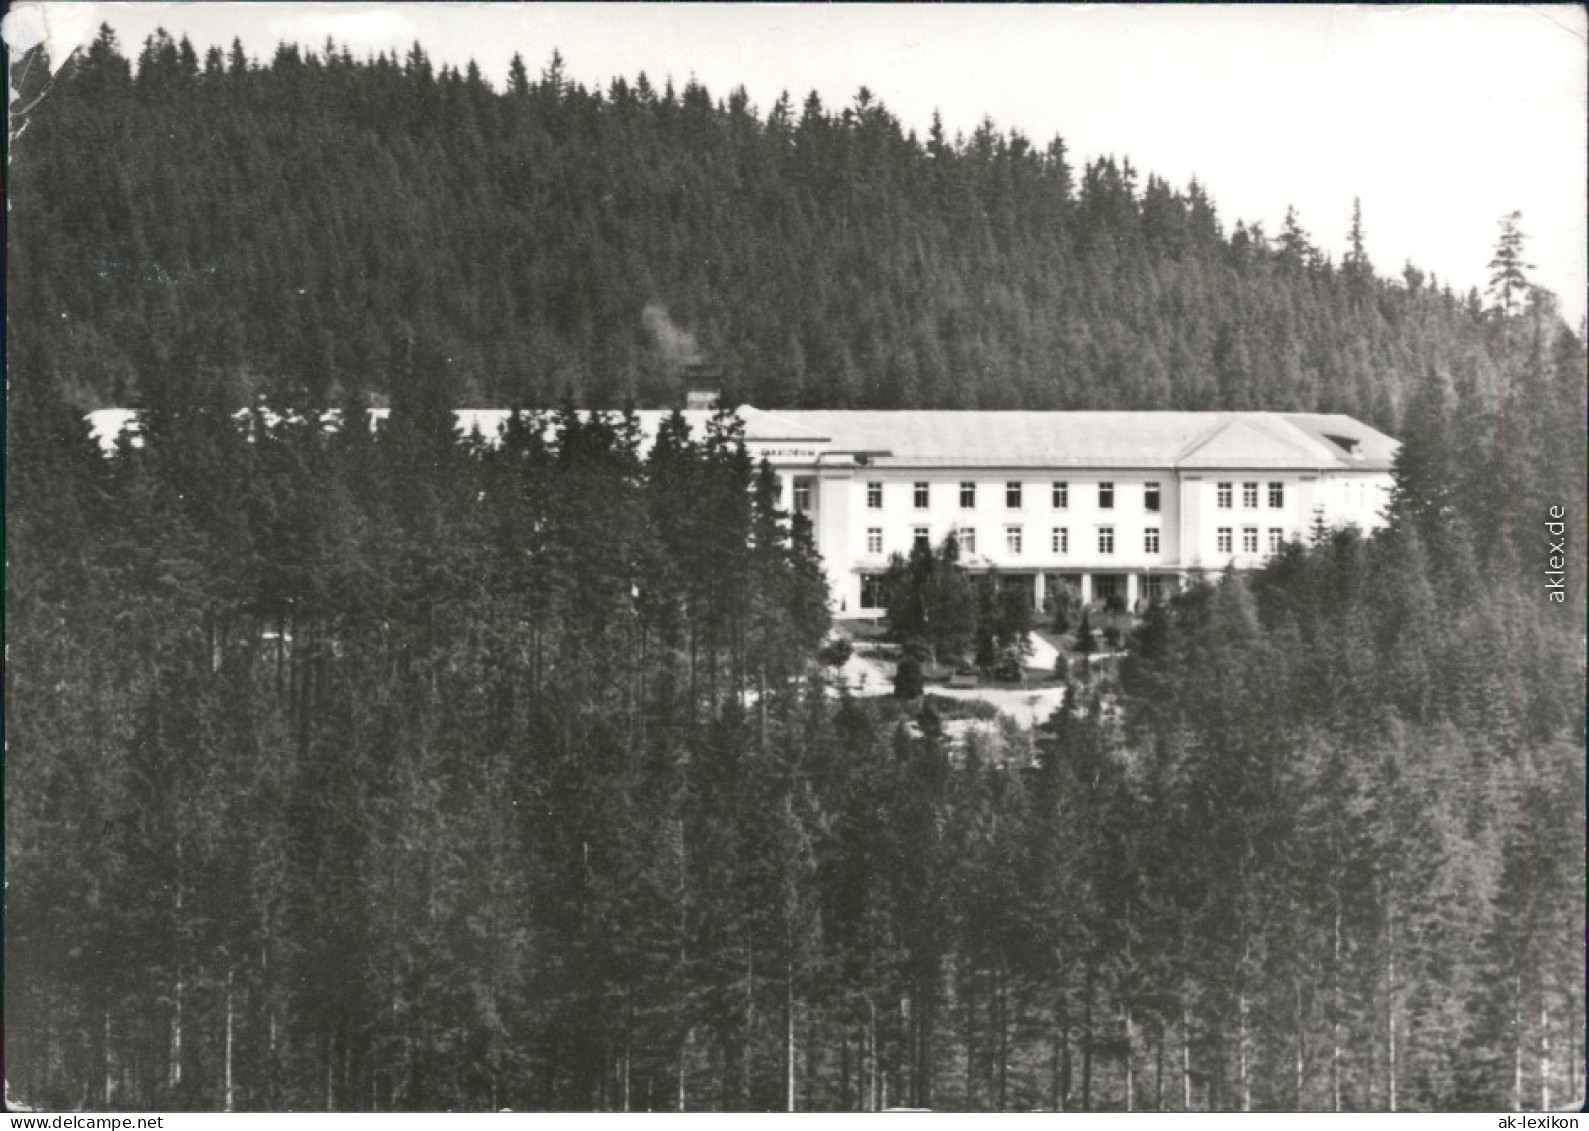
[9,26,1571,428]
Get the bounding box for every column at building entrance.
[1033,571,1046,613]
[1126,572,1139,610]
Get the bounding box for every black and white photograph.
[4,2,1585,1116]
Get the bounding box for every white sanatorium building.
[88,406,1398,617]
[710,409,1398,616]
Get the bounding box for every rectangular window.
[960,481,976,508]
[1006,526,1023,555]
[1268,527,1284,553]
[1217,527,1233,554]
[867,481,883,509]
[1052,481,1068,509]
[1099,482,1115,509]
[1144,528,1160,554]
[867,528,883,555]
[1006,481,1023,509]
[1242,482,1259,509]
[1217,482,1233,509]
[913,481,929,509]
[793,481,811,514]
[1242,526,1258,553]
[1268,481,1284,509]
[1098,526,1115,555]
[959,528,976,555]
[913,526,930,552]
[1145,482,1161,512]
[1052,527,1068,554]
[860,575,884,610]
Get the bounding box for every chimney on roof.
[683,361,722,410]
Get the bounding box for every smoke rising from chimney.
[642,303,702,370]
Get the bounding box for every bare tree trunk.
[997,962,1010,1111]
[786,950,797,1112]
[1386,896,1397,1113]
[965,968,978,1109]
[841,1032,851,1112]
[1181,1004,1193,1112]
[1124,902,1134,1112]
[1155,1026,1164,1111]
[103,1012,113,1109]
[1082,964,1093,1112]
[1295,978,1305,1107]
[41,1006,54,1103]
[677,1028,690,1113]
[224,969,236,1112]
[1238,986,1251,1111]
[1048,1013,1060,1112]
[867,999,878,1112]
[170,864,185,1094]
[1059,1006,1072,1112]
[623,994,632,1113]
[169,971,183,1093]
[1332,900,1342,1112]
[743,939,754,1108]
[1539,999,1551,1111]
[1124,995,1134,1112]
[805,971,818,1111]
[1513,972,1524,1111]
[677,821,690,1113]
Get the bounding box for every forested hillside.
[7,377,1583,1113]
[7,27,1573,422]
[5,24,1585,1115]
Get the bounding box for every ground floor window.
[1268,527,1284,553]
[958,528,977,555]
[860,574,885,609]
[1094,575,1121,603]
[1146,575,1174,604]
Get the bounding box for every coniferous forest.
[5,27,1586,1113]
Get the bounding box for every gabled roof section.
[1174,415,1325,469]
[1275,413,1399,469]
[738,407,832,443]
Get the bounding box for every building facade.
[732,409,1398,616]
[86,405,1397,616]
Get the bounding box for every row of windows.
[828,479,1290,516]
[871,524,1289,557]
[859,571,1179,611]
[872,525,1160,557]
[1216,481,1285,509]
[1216,527,1287,554]
[870,480,1161,512]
